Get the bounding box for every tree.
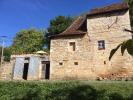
[47,16,74,36]
[11,28,46,54]
[124,0,133,26]
[0,46,12,62]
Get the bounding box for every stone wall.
[50,35,96,80]
[50,10,133,80]
[0,61,14,80]
[87,10,133,80]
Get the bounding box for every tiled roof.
[52,3,129,38]
[87,3,129,17]
[56,16,87,37]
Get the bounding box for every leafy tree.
[4,47,12,61]
[11,28,46,54]
[47,16,74,36]
[0,46,11,62]
[124,0,133,26]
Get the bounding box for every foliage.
[11,29,46,54]
[0,47,12,62]
[3,47,12,62]
[0,81,133,100]
[124,0,133,26]
[109,39,133,60]
[47,16,74,36]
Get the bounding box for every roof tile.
[56,16,87,36]
[88,3,129,16]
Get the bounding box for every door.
[13,57,25,80]
[45,64,50,79]
[28,56,40,80]
[23,63,29,80]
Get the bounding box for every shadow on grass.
[13,84,133,100]
[46,85,106,100]
[45,85,133,100]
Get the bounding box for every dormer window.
[98,40,105,50]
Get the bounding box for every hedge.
[0,81,133,100]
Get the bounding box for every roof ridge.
[91,2,128,11]
[88,2,129,16]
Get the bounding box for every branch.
[124,28,133,34]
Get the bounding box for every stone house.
[50,3,133,80]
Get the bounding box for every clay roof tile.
[87,3,129,16]
[55,16,87,37]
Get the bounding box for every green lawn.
[0,80,133,100]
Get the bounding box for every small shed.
[11,54,50,80]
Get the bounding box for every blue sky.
[0,0,122,46]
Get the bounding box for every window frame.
[59,62,63,66]
[69,42,76,51]
[74,62,78,65]
[98,40,105,50]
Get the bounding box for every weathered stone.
[50,9,133,80]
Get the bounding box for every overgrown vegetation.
[0,81,133,100]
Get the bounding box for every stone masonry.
[50,3,133,80]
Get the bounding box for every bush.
[0,81,133,100]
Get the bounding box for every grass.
[0,80,133,100]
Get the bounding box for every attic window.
[98,40,105,50]
[69,42,76,51]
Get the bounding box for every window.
[74,62,78,65]
[98,40,105,50]
[104,61,106,65]
[24,57,30,63]
[25,57,30,60]
[69,42,76,51]
[59,62,63,65]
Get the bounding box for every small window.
[74,62,78,65]
[98,40,105,50]
[104,61,106,65]
[59,62,63,65]
[69,42,76,51]
[25,57,30,60]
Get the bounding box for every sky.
[0,0,122,46]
